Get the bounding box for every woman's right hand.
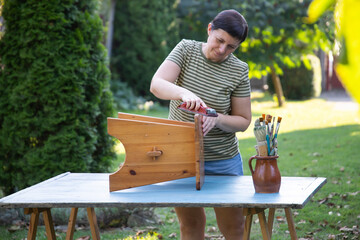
[180,92,207,111]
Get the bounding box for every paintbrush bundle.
[253,114,282,156]
[253,118,267,156]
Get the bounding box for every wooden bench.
[107,112,204,191]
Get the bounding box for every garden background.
[0,0,359,239]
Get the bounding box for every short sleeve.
[232,62,251,98]
[165,39,187,68]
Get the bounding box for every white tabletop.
[0,172,326,209]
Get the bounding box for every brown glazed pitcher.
[248,155,281,193]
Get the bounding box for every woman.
[150,9,251,240]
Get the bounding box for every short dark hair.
[211,9,248,43]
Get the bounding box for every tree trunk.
[270,66,284,107]
[106,0,116,60]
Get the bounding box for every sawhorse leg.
[285,208,298,240]
[25,207,100,240]
[243,209,253,239]
[25,208,56,240]
[87,207,101,240]
[243,208,271,240]
[66,207,100,240]
[243,208,298,240]
[66,208,78,240]
[268,208,275,239]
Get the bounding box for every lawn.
[1,92,359,240]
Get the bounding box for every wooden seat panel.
[108,113,204,192]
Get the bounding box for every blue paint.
[0,173,327,209]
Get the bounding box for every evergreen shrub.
[268,63,315,100]
[0,0,115,194]
[110,80,146,110]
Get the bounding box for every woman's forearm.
[216,113,251,132]
[204,96,252,134]
[202,113,251,136]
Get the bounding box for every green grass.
[1,92,359,239]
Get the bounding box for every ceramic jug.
[248,155,281,193]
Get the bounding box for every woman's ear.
[207,23,212,35]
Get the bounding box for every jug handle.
[248,155,257,175]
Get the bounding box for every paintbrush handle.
[272,133,277,147]
[275,117,282,136]
[275,124,280,136]
[266,135,271,155]
[271,117,275,137]
[273,133,278,140]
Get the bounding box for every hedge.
[0,0,115,194]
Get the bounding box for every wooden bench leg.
[285,208,298,240]
[87,207,100,240]
[66,208,78,240]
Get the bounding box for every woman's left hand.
[202,115,219,136]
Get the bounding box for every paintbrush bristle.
[277,116,282,123]
[254,118,260,127]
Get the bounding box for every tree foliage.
[110,0,179,100]
[178,0,332,78]
[177,0,333,106]
[0,0,115,194]
[308,0,360,105]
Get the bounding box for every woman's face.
[204,24,241,63]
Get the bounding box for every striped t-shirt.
[167,39,250,161]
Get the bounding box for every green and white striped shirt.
[167,39,250,161]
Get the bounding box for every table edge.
[0,174,327,209]
[0,172,71,203]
